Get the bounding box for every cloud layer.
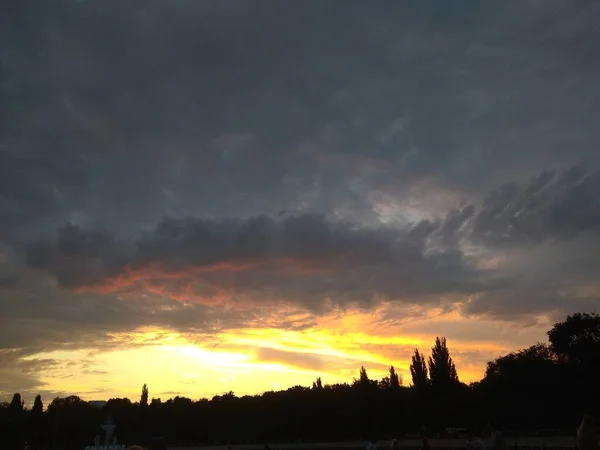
[26,214,494,310]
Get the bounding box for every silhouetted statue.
[421,438,431,450]
[492,428,507,450]
[468,434,486,450]
[148,437,167,450]
[577,415,598,450]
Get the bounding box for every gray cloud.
[0,349,58,400]
[461,249,600,321]
[8,164,600,354]
[10,164,600,351]
[0,275,253,352]
[26,214,496,311]
[0,274,19,290]
[468,166,600,247]
[435,166,600,319]
[2,1,600,239]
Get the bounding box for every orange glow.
[73,258,332,306]
[5,304,542,403]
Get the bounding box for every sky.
[1,0,600,405]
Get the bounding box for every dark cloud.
[2,1,600,239]
[469,166,600,247]
[462,274,600,322]
[8,164,600,354]
[433,166,600,319]
[26,214,496,311]
[27,223,130,288]
[0,274,19,290]
[0,277,251,351]
[13,163,600,347]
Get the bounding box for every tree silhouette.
[481,343,559,428]
[312,377,323,390]
[354,366,378,390]
[32,394,43,414]
[141,383,149,407]
[359,366,369,384]
[410,349,429,389]
[428,337,458,391]
[389,365,401,388]
[548,312,600,365]
[547,312,600,419]
[48,395,90,411]
[9,393,23,412]
[485,343,553,379]
[46,395,98,449]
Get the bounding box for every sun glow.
[8,303,540,404]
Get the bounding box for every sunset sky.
[2,1,600,406]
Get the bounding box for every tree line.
[1,312,599,449]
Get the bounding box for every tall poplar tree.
[427,337,459,391]
[410,349,429,389]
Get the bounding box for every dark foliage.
[140,384,149,408]
[428,337,459,391]
[410,349,429,390]
[10,393,24,412]
[32,395,43,415]
[1,313,598,449]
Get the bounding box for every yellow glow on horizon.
[11,306,539,402]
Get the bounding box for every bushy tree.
[481,343,559,427]
[548,312,600,365]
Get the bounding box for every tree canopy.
[548,312,600,365]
